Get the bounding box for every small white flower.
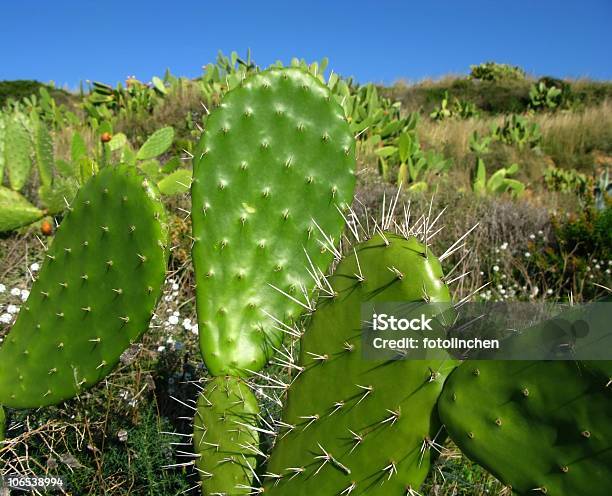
[500,288,506,294]
[493,265,499,272]
[595,264,601,270]
[168,315,179,325]
[20,289,30,301]
[0,284,5,293]
[157,346,166,352]
[173,311,179,317]
[30,262,40,272]
[166,336,175,344]
[182,318,192,330]
[525,252,531,258]
[191,324,199,335]
[10,287,21,297]
[172,291,179,297]
[538,230,544,236]
[0,313,12,324]
[172,283,179,291]
[479,271,484,276]
[606,269,611,274]
[529,234,536,240]
[500,242,508,250]
[163,295,172,302]
[546,289,553,295]
[7,304,19,314]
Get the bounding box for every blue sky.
[1,0,610,89]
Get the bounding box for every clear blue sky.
[1,0,610,89]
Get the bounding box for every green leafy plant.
[543,165,590,197]
[529,80,563,110]
[491,114,542,150]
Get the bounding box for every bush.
[469,62,526,82]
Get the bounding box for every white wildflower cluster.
[0,263,39,329]
[153,277,199,354]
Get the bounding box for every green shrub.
[469,62,526,82]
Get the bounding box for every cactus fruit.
[438,360,612,495]
[191,68,356,376]
[264,233,456,495]
[193,376,260,495]
[0,165,169,409]
[0,405,5,443]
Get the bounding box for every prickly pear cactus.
[438,360,612,495]
[0,165,168,409]
[5,114,32,191]
[0,405,5,442]
[194,376,260,495]
[191,67,356,376]
[264,233,457,495]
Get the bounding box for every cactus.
[0,405,5,443]
[193,376,260,495]
[5,113,33,191]
[191,67,356,376]
[34,117,55,187]
[438,360,612,495]
[0,187,44,232]
[264,232,456,495]
[0,165,168,409]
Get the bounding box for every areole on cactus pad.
[0,165,169,409]
[191,67,356,376]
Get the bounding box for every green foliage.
[0,166,169,408]
[469,62,526,82]
[430,91,479,120]
[543,166,590,196]
[34,117,54,187]
[0,405,4,442]
[473,158,525,198]
[529,80,563,110]
[491,114,542,150]
[192,68,356,376]
[552,205,612,260]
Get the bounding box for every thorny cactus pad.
[0,165,168,409]
[264,233,457,495]
[191,68,356,376]
[0,405,5,442]
[193,376,260,495]
[438,361,612,495]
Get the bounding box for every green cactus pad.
[438,360,612,495]
[5,116,32,191]
[0,405,5,443]
[194,376,260,495]
[0,187,44,232]
[0,165,168,409]
[264,233,456,495]
[191,67,356,376]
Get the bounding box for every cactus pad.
[264,233,456,495]
[193,376,260,495]
[191,67,356,376]
[438,360,612,495]
[0,165,168,409]
[0,406,5,442]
